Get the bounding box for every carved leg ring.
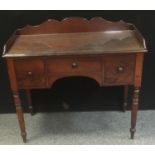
[13,92,27,143]
[130,87,140,139]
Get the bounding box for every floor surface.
[0,111,155,145]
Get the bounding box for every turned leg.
[13,91,27,143]
[123,85,128,112]
[26,89,34,115]
[130,87,140,139]
[6,58,27,142]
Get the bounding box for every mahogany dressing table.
[2,17,147,142]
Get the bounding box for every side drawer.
[104,54,136,85]
[14,58,46,88]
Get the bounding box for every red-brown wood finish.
[104,54,135,85]
[13,54,137,89]
[6,58,27,142]
[3,17,147,142]
[14,58,46,89]
[130,53,144,139]
[46,56,102,86]
[17,17,132,35]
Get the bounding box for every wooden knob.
[72,62,78,68]
[117,66,124,72]
[27,71,32,75]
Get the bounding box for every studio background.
[0,10,154,113]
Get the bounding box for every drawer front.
[46,56,101,74]
[14,59,45,88]
[46,56,102,86]
[104,54,135,85]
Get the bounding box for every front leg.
[6,58,27,143]
[130,87,140,139]
[13,91,27,142]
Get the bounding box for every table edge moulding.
[2,17,147,143]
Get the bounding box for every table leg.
[130,87,140,139]
[13,91,27,143]
[7,58,27,143]
[26,89,34,115]
[123,85,128,112]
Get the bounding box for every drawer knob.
[27,71,32,76]
[117,66,124,73]
[72,62,78,68]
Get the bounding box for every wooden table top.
[3,30,147,58]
